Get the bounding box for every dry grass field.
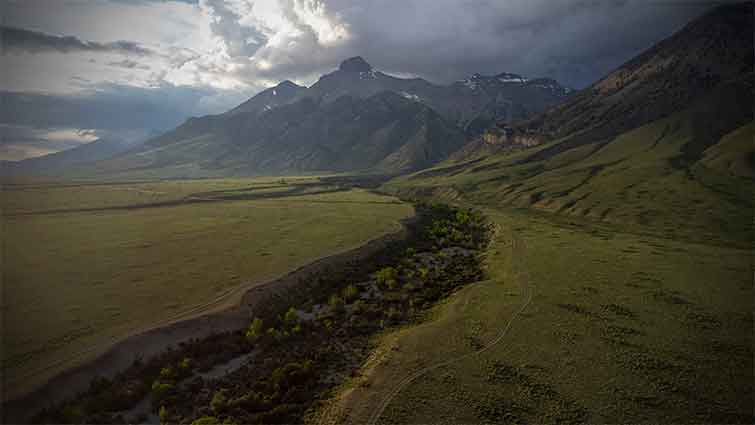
[2,178,413,398]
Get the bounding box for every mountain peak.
[496,72,528,83]
[339,56,372,72]
[276,80,301,90]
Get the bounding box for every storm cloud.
[0,0,727,160]
[194,0,714,89]
[1,26,154,56]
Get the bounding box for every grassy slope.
[3,183,413,398]
[697,121,755,179]
[330,76,753,423]
[386,103,753,247]
[330,208,752,424]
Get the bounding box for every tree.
[342,284,359,302]
[376,267,397,288]
[352,299,366,315]
[159,366,175,380]
[179,357,192,371]
[159,406,168,424]
[151,381,174,404]
[283,307,298,323]
[191,416,220,425]
[211,390,228,414]
[246,317,264,342]
[328,294,344,313]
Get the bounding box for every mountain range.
[4,2,751,191]
[5,57,571,178]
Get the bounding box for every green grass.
[333,208,752,424]
[386,115,754,247]
[2,182,413,398]
[2,176,323,215]
[347,93,754,423]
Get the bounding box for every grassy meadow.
[2,178,413,398]
[2,176,325,215]
[331,207,752,424]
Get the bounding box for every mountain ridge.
[20,56,570,178]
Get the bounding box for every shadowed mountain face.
[388,2,754,245]
[304,59,571,133]
[507,2,754,161]
[18,56,569,178]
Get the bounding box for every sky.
[1,0,718,161]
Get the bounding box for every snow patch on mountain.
[359,69,377,80]
[400,91,421,102]
[497,73,528,84]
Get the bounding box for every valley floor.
[2,177,413,402]
[4,177,751,424]
[323,206,753,424]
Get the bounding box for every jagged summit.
[276,80,302,89]
[496,72,528,83]
[339,56,372,72]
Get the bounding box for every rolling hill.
[386,2,754,247]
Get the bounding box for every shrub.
[342,285,359,302]
[266,327,283,341]
[179,357,192,371]
[283,307,298,323]
[151,381,174,403]
[159,366,175,380]
[328,294,344,312]
[191,416,221,425]
[211,390,228,414]
[323,319,333,331]
[351,299,366,315]
[375,267,397,287]
[158,406,168,424]
[246,317,264,341]
[271,360,314,390]
[418,267,430,280]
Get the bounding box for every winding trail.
[366,227,533,425]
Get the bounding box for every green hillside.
[386,76,753,247]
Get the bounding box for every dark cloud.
[327,0,715,88]
[195,0,715,89]
[1,82,253,135]
[107,59,151,70]
[1,26,153,56]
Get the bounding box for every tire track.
[366,226,533,425]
